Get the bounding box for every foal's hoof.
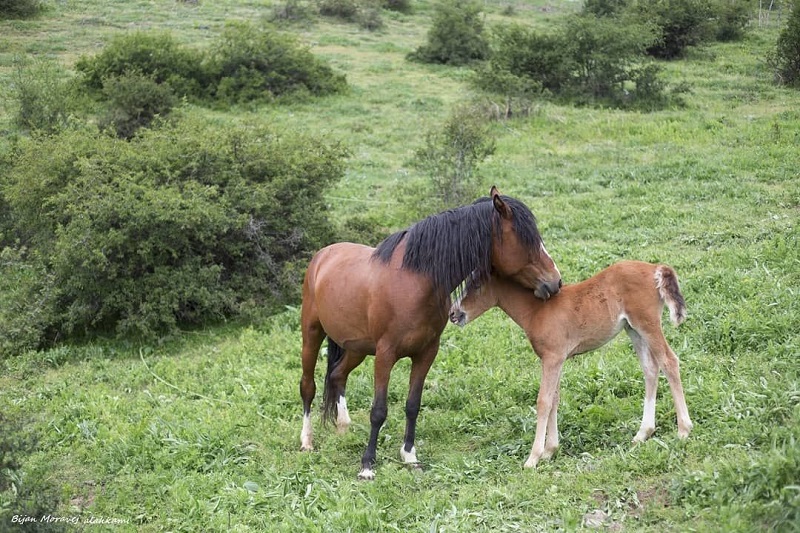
[300,444,314,452]
[357,468,375,481]
[523,457,539,469]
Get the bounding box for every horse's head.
[489,187,562,300]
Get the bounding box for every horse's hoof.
[300,445,313,452]
[399,445,418,464]
[357,468,375,481]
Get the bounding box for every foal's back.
[516,261,667,358]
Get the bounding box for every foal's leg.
[525,355,563,468]
[627,328,659,443]
[639,326,693,439]
[400,342,439,465]
[300,313,325,451]
[328,350,368,434]
[359,346,399,480]
[660,343,693,438]
[541,378,561,460]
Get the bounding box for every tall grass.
[1,0,798,531]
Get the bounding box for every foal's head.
[449,273,499,327]
[489,187,562,300]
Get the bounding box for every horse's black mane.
[372,195,542,295]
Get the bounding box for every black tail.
[322,338,345,425]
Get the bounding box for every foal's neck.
[494,278,548,329]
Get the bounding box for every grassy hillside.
[1,1,798,531]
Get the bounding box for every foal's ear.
[491,186,513,220]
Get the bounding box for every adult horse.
[299,187,562,479]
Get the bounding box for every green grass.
[2,1,799,531]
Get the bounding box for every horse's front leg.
[524,355,562,468]
[358,348,398,480]
[400,342,439,465]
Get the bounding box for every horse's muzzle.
[534,279,562,300]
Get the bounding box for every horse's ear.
[491,186,513,220]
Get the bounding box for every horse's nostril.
[558,279,563,289]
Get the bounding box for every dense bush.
[635,0,714,59]
[318,0,360,20]
[383,0,411,13]
[11,58,77,134]
[207,22,347,103]
[711,0,752,41]
[585,0,753,56]
[99,71,177,138]
[75,24,346,107]
[473,16,678,109]
[75,31,205,97]
[269,0,316,23]
[0,0,42,18]
[408,0,489,65]
[0,118,348,355]
[768,0,800,87]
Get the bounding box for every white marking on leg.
[357,468,375,481]
[400,445,418,464]
[336,396,351,434]
[634,394,657,443]
[300,413,313,451]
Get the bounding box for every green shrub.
[474,16,670,109]
[11,58,77,134]
[587,0,752,52]
[711,0,752,41]
[99,71,177,139]
[412,103,496,209]
[562,14,659,101]
[634,0,715,59]
[0,117,348,353]
[75,31,205,97]
[207,22,347,103]
[358,5,385,30]
[383,0,411,13]
[318,0,360,20]
[768,0,800,87]
[0,0,42,19]
[408,0,489,65]
[269,0,316,23]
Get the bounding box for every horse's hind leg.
[300,307,325,451]
[627,327,659,443]
[329,350,368,434]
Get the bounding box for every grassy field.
[1,0,799,531]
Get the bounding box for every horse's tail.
[655,265,686,327]
[322,338,345,425]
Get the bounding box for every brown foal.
[450,260,693,468]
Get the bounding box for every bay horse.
[299,187,562,479]
[449,260,693,468]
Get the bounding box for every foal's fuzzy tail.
[322,338,345,426]
[655,265,686,326]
